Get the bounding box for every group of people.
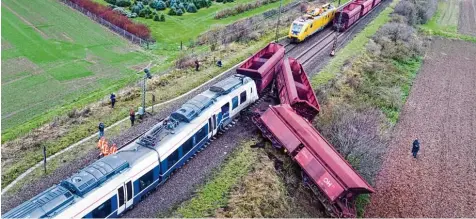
[97,137,118,157]
[195,59,223,71]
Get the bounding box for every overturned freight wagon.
[275,57,320,121]
[236,42,285,96]
[252,104,374,218]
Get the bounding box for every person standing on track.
[412,138,420,158]
[130,109,136,126]
[110,93,116,108]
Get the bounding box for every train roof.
[292,4,335,25]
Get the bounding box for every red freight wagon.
[236,43,285,96]
[252,104,374,217]
[359,0,375,16]
[275,58,320,121]
[333,0,384,31]
[334,2,363,31]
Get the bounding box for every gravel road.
[365,38,476,217]
[459,0,476,36]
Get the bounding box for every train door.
[116,181,133,215]
[208,114,217,136]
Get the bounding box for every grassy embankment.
[1,0,298,188]
[1,0,154,141]
[420,0,476,42]
[2,23,291,194]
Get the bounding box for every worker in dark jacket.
[130,109,135,126]
[216,59,222,67]
[98,122,105,140]
[195,59,200,71]
[110,93,116,108]
[412,138,420,158]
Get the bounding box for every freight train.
[288,3,336,42]
[289,0,385,42]
[3,42,373,218]
[333,0,383,31]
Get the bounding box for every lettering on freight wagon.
[323,177,333,187]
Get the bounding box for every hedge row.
[68,0,151,39]
[214,0,280,19]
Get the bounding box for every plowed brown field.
[365,38,476,218]
[459,0,476,36]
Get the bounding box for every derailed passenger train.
[3,75,259,218]
[3,43,284,219]
[3,42,374,218]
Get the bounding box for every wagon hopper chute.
[252,104,374,217]
[275,57,320,121]
[236,42,285,96]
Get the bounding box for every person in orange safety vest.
[109,143,118,155]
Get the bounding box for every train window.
[138,169,154,192]
[91,198,112,218]
[168,150,180,169]
[182,137,193,155]
[196,125,207,141]
[240,91,247,104]
[118,187,125,207]
[232,96,239,110]
[126,181,133,201]
[221,103,229,115]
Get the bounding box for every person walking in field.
[98,122,105,140]
[195,59,200,71]
[110,93,116,108]
[130,109,136,127]
[412,138,420,158]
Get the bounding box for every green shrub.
[116,0,131,7]
[154,14,160,21]
[176,8,184,16]
[105,0,116,5]
[157,0,166,10]
[216,0,223,2]
[160,13,165,21]
[187,3,197,13]
[168,7,177,15]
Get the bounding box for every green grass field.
[1,0,153,132]
[120,0,293,47]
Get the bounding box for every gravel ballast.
[365,38,476,217]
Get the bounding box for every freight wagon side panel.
[259,107,301,153]
[236,43,285,94]
[267,105,374,194]
[359,0,374,16]
[334,3,363,30]
[295,147,345,201]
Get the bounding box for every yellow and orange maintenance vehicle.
[288,3,336,42]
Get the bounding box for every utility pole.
[275,0,283,42]
[330,0,343,56]
[141,69,152,117]
[43,145,47,174]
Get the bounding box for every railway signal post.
[331,0,343,56]
[140,68,152,118]
[274,0,283,42]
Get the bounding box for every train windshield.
[292,23,303,33]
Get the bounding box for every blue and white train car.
[3,74,259,218]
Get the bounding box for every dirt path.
[459,0,476,36]
[365,38,476,217]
